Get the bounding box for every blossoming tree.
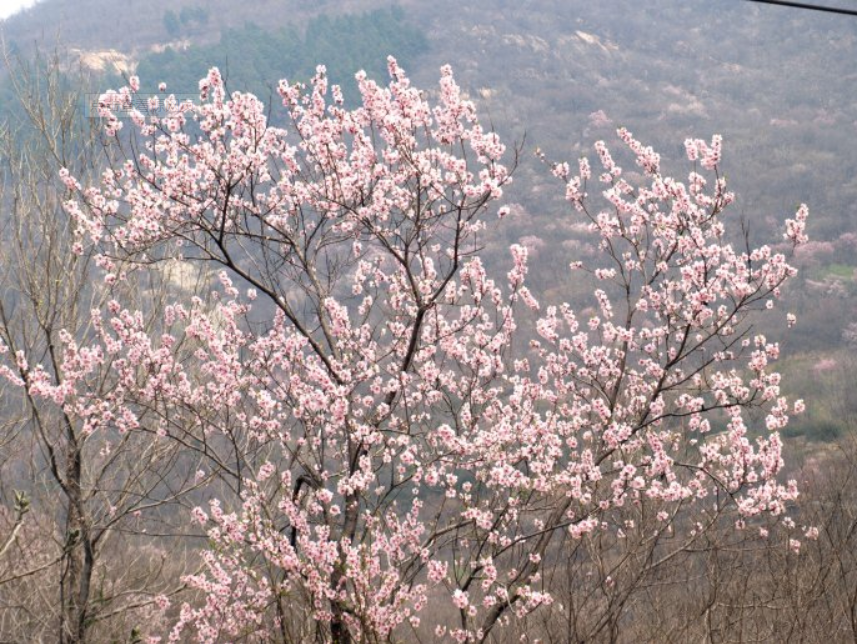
[14,58,809,642]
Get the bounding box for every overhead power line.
[745,0,857,16]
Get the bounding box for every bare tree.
[0,52,199,644]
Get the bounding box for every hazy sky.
[0,0,39,20]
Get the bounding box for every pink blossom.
[39,62,810,643]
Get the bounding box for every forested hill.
[135,8,428,100]
[0,0,402,52]
[0,5,429,113]
[2,0,857,444]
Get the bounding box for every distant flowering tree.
[11,58,810,642]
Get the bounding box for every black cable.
[745,0,857,16]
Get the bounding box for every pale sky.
[0,0,40,20]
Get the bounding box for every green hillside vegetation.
[135,7,428,100]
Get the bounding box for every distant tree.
[43,60,809,643]
[180,6,210,27]
[162,10,180,38]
